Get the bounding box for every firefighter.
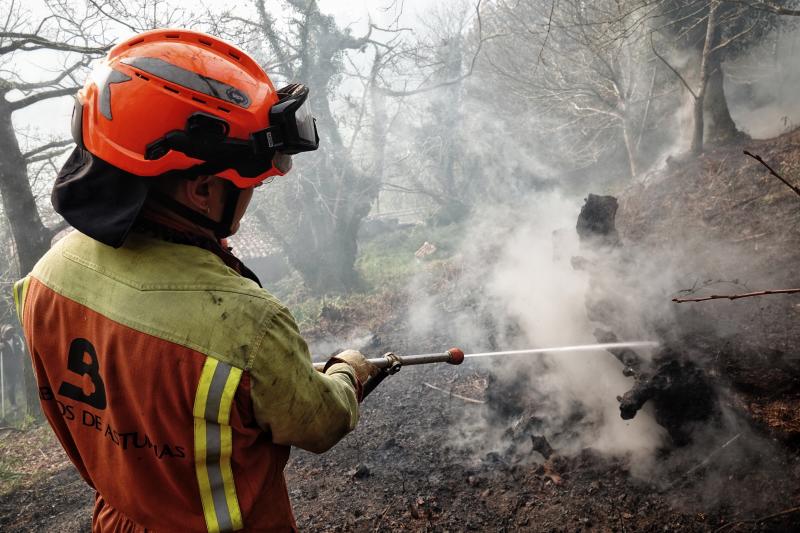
[13,29,377,532]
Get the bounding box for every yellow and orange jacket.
[14,230,360,532]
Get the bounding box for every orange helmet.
[72,29,318,187]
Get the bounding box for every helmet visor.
[268,84,319,154]
[293,99,316,145]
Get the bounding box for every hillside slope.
[616,130,800,441]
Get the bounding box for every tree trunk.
[278,41,381,294]
[283,183,366,294]
[690,96,705,155]
[0,105,52,420]
[691,0,719,155]
[253,4,384,295]
[704,57,741,143]
[622,115,639,178]
[0,108,52,274]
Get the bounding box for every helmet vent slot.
[163,85,180,94]
[128,38,145,47]
[198,38,213,46]
[192,96,207,104]
[135,72,150,81]
[228,51,241,61]
[217,106,231,113]
[165,33,180,39]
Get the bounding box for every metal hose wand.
[313,348,465,397]
[313,341,658,398]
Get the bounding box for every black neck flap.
[52,147,151,248]
[53,147,245,247]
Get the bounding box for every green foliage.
[18,413,41,430]
[356,221,467,290]
[263,220,468,332]
[0,453,22,485]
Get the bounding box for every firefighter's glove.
[326,350,380,385]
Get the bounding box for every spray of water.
[463,341,659,359]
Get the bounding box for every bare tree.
[0,1,109,275]
[351,0,502,222]
[478,0,668,178]
[650,0,786,154]
[215,0,400,293]
[0,0,112,417]
[88,0,200,32]
[367,1,479,221]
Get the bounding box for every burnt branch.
[423,382,485,404]
[715,506,800,532]
[743,150,800,198]
[673,288,800,303]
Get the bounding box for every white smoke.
[407,192,667,471]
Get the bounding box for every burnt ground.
[1,318,800,532]
[616,129,800,446]
[3,131,800,531]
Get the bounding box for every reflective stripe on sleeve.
[13,277,30,327]
[193,357,244,533]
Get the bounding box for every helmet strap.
[147,181,241,239]
[219,180,242,237]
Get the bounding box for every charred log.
[576,192,720,446]
[576,194,620,248]
[530,434,554,460]
[617,358,718,446]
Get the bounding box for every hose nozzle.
[447,347,464,365]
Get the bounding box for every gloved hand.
[327,349,380,384]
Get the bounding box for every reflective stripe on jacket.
[15,231,359,532]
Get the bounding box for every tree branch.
[0,32,110,55]
[673,288,800,303]
[743,150,800,198]
[47,219,72,239]
[380,0,486,97]
[86,0,141,33]
[26,146,73,164]
[253,0,295,80]
[650,32,697,100]
[735,1,800,17]
[533,0,557,77]
[10,57,88,93]
[8,86,78,111]
[710,19,759,54]
[23,139,74,162]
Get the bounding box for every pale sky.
[13,0,435,148]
